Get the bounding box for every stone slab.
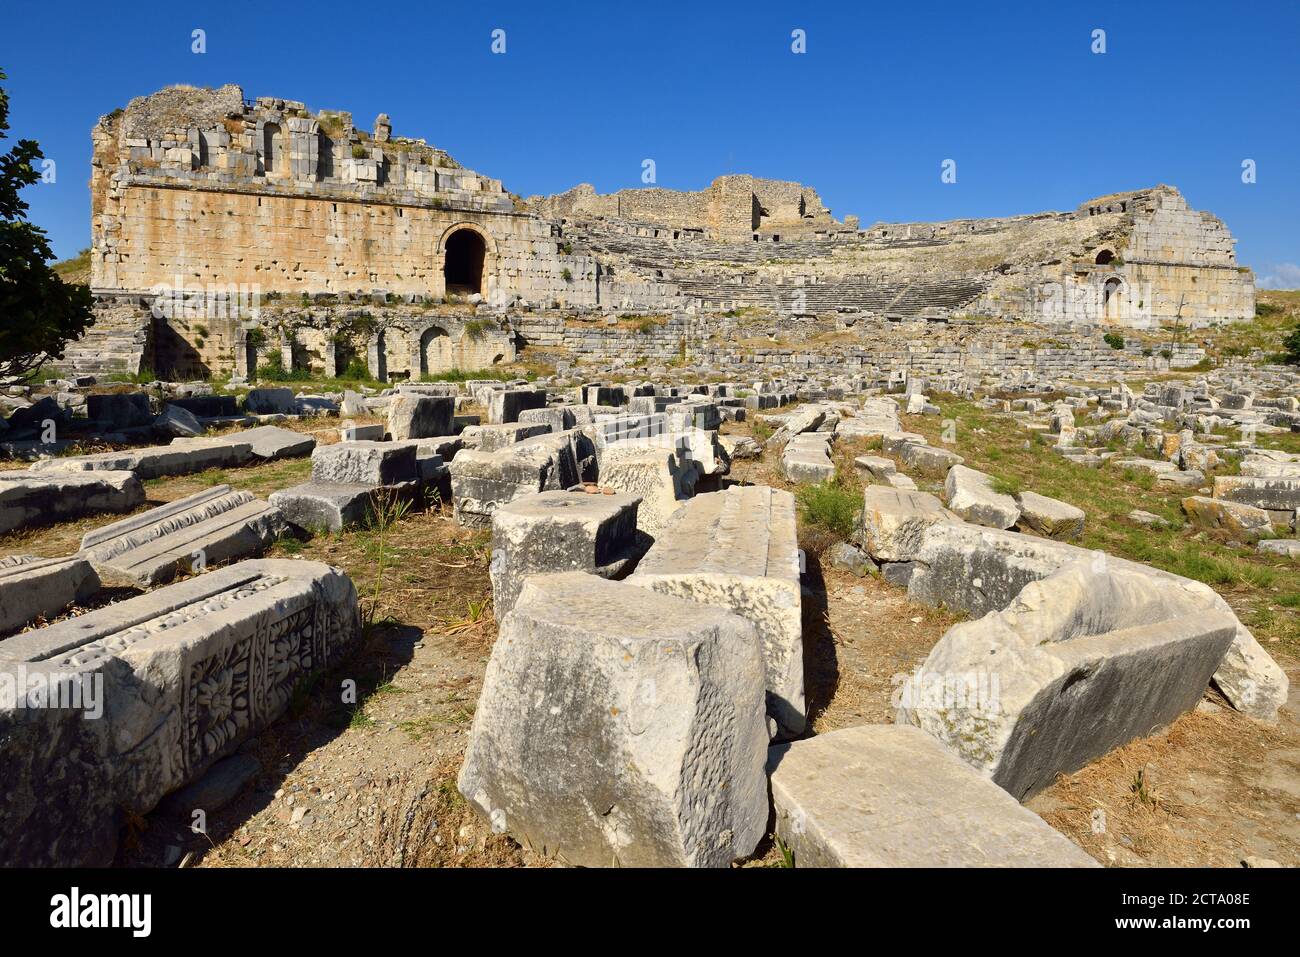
[630,485,804,739]
[0,470,144,534]
[79,485,287,587]
[0,555,101,634]
[768,724,1099,867]
[0,559,360,866]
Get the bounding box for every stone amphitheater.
[74,83,1251,384]
[1,82,1295,871]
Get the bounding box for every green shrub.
[336,358,372,380]
[1103,332,1125,350]
[795,482,861,540]
[1282,324,1300,365]
[256,352,311,382]
[463,319,491,341]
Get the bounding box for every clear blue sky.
[4,0,1298,285]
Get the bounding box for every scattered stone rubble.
[1,353,1294,869]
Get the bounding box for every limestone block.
[763,405,825,450]
[668,427,730,477]
[597,444,698,533]
[900,442,964,474]
[0,470,144,534]
[944,465,1021,530]
[518,406,578,433]
[0,559,360,866]
[340,423,384,442]
[340,390,368,416]
[0,555,101,634]
[388,394,454,440]
[665,401,721,432]
[1213,475,1300,514]
[768,725,1098,867]
[30,439,253,480]
[294,395,339,417]
[450,441,577,528]
[854,454,896,480]
[490,490,643,618]
[1015,491,1085,540]
[630,486,804,738]
[79,485,286,587]
[466,422,551,452]
[583,385,626,407]
[1182,495,1273,542]
[720,434,761,460]
[903,521,1289,721]
[244,387,296,414]
[156,403,204,438]
[781,432,834,484]
[487,388,547,425]
[457,572,768,868]
[270,481,418,533]
[222,425,315,460]
[899,561,1238,800]
[881,431,926,456]
[591,412,668,449]
[311,440,418,485]
[1255,538,1299,559]
[1157,469,1205,489]
[87,392,152,428]
[860,486,956,562]
[1114,457,1177,476]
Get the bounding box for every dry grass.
[902,397,1300,657]
[1031,695,1300,867]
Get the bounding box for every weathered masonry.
[79,83,1255,379]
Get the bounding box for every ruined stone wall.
[98,180,555,299]
[512,313,1206,382]
[90,85,587,311]
[83,84,1255,370]
[233,307,517,381]
[526,174,841,241]
[515,313,698,361]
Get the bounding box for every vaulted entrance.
[443,228,486,295]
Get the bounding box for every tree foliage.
[1282,325,1300,365]
[0,67,94,381]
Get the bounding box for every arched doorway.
[420,325,452,376]
[443,228,486,295]
[1102,277,1124,322]
[1094,248,1115,265]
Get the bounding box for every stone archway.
[437,223,495,300]
[1102,276,1125,322]
[419,325,453,376]
[443,228,486,295]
